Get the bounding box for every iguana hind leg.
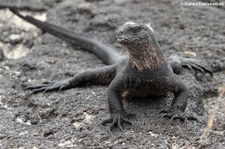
[28,65,116,94]
[169,55,212,76]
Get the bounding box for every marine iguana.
[9,9,213,131]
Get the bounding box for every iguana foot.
[101,111,134,132]
[159,108,199,123]
[27,79,71,94]
[180,57,213,76]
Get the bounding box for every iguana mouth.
[117,37,129,44]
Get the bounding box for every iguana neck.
[128,42,166,71]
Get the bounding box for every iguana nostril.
[119,31,123,34]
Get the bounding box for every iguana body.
[10,9,213,131]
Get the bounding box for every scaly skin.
[9,9,214,131]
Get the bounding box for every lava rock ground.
[0,0,225,148]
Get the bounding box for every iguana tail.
[9,8,122,65]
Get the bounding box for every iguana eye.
[131,27,141,33]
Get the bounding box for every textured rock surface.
[0,0,224,148]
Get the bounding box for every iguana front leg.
[101,76,133,131]
[169,55,212,76]
[27,65,116,94]
[160,75,198,122]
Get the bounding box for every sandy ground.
[0,0,225,148]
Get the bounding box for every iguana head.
[117,22,166,71]
[117,22,154,48]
